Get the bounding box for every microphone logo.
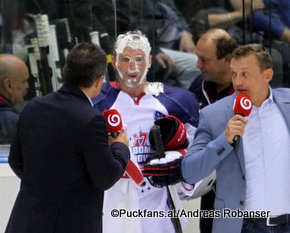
[233,93,252,116]
[240,97,252,110]
[107,113,121,127]
[232,93,252,151]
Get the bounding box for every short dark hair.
[215,37,238,60]
[63,42,107,88]
[232,44,272,70]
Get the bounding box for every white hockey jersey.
[93,82,199,233]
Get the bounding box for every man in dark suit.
[5,42,130,233]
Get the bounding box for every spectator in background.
[0,54,29,144]
[251,0,290,86]
[252,0,290,44]
[189,28,238,233]
[176,0,284,87]
[175,0,264,42]
[189,28,237,108]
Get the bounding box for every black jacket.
[0,95,19,144]
[5,83,130,233]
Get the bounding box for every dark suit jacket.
[0,95,19,144]
[5,83,130,233]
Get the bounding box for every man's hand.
[143,151,183,186]
[155,52,176,75]
[225,115,248,144]
[179,31,197,53]
[108,130,129,146]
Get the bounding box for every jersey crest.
[133,132,147,146]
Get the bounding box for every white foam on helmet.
[115,32,151,88]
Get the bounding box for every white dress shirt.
[243,89,290,215]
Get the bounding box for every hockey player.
[93,30,199,233]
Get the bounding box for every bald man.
[0,54,29,144]
[189,28,238,108]
[188,28,238,233]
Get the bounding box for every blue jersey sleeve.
[156,85,199,127]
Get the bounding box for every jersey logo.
[154,111,165,121]
[133,132,147,146]
[131,132,154,163]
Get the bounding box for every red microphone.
[103,109,144,186]
[103,109,123,138]
[232,93,252,151]
[233,93,252,116]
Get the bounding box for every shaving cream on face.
[115,32,151,88]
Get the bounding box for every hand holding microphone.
[226,93,252,151]
[103,109,144,186]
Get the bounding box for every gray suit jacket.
[182,88,290,233]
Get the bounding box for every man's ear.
[264,68,273,83]
[94,75,104,89]
[2,78,13,94]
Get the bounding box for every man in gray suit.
[182,44,290,233]
[144,43,290,233]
